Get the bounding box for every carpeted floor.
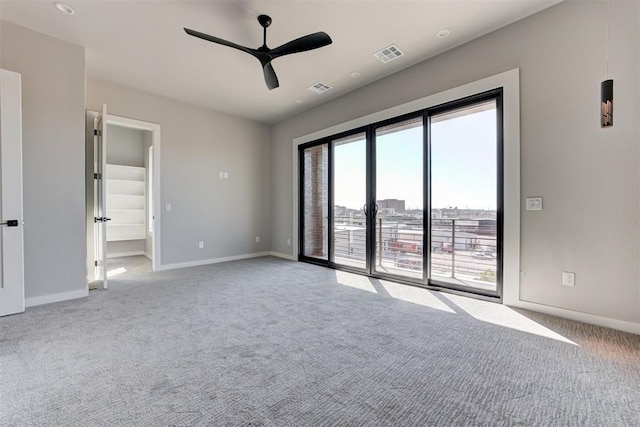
[1,256,639,426]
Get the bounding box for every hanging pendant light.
[601,79,613,127]
[601,0,613,128]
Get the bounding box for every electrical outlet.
[165,203,172,212]
[255,236,260,243]
[287,239,291,246]
[198,241,204,249]
[562,271,575,287]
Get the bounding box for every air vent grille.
[308,82,332,94]
[374,44,404,63]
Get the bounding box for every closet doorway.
[86,106,161,289]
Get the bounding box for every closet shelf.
[106,164,146,242]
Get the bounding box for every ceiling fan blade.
[270,32,332,58]
[262,62,279,90]
[184,28,255,56]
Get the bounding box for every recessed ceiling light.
[296,99,304,104]
[350,72,361,79]
[437,29,451,39]
[54,2,75,15]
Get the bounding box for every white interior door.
[0,69,25,317]
[93,104,109,289]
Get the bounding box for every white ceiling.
[0,0,561,124]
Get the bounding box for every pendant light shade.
[601,79,613,128]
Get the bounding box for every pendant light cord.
[605,0,610,78]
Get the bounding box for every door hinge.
[94,261,98,267]
[94,173,101,180]
[94,129,100,136]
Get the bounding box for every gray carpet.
[1,256,639,426]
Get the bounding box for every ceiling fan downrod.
[258,14,272,51]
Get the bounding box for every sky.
[333,107,497,210]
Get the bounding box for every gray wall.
[86,77,272,266]
[1,21,86,300]
[270,0,639,324]
[106,124,144,167]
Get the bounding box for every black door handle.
[0,220,18,227]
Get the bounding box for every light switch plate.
[223,172,229,179]
[526,197,543,211]
[219,171,224,179]
[165,203,172,212]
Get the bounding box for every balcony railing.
[332,214,498,291]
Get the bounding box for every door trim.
[86,111,162,274]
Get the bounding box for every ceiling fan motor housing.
[258,15,272,28]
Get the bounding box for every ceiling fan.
[184,15,332,90]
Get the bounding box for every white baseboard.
[107,251,145,259]
[508,299,640,335]
[26,288,89,308]
[143,252,152,261]
[268,251,296,261]
[156,252,271,271]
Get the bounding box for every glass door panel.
[373,117,424,279]
[430,100,499,294]
[301,143,329,260]
[332,132,367,270]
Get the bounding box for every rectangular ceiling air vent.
[308,81,333,94]
[374,44,404,64]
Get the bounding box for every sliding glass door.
[299,90,502,298]
[332,132,367,270]
[373,117,424,280]
[429,99,500,294]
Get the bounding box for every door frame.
[298,92,501,298]
[292,69,520,303]
[87,111,162,275]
